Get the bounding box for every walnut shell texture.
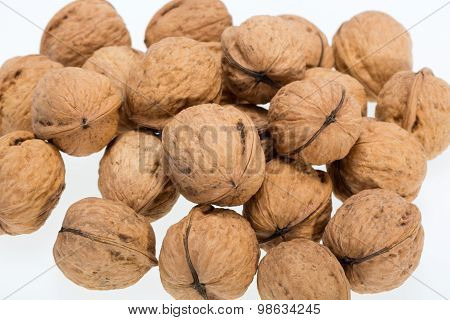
[376,68,450,159]
[159,205,260,299]
[0,131,65,235]
[126,37,222,130]
[99,130,179,222]
[145,0,232,47]
[269,78,362,165]
[244,159,332,251]
[323,189,424,293]
[54,197,157,290]
[32,67,121,156]
[257,239,350,300]
[333,11,412,99]
[82,46,144,133]
[221,15,306,104]
[40,0,131,67]
[0,55,63,135]
[327,118,427,202]
[163,104,265,206]
[305,67,368,116]
[280,15,334,69]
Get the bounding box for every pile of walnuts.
[0,0,449,300]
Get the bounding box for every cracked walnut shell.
[257,239,350,300]
[0,131,65,235]
[323,189,424,293]
[99,130,179,222]
[162,104,265,206]
[54,197,157,290]
[159,205,260,299]
[376,68,450,159]
[145,0,232,47]
[32,67,121,156]
[244,158,332,251]
[40,0,131,67]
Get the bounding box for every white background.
[0,0,449,300]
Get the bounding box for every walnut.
[32,67,121,156]
[53,197,157,290]
[333,11,412,99]
[145,0,232,47]
[162,104,265,206]
[268,78,362,165]
[323,189,424,293]
[159,205,260,299]
[0,131,65,235]
[40,0,131,67]
[0,55,62,135]
[376,68,450,159]
[82,46,144,133]
[327,118,427,202]
[126,37,222,130]
[221,16,306,104]
[244,158,332,251]
[99,130,179,222]
[257,239,350,300]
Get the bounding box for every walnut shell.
[159,205,260,299]
[244,159,332,251]
[376,68,450,159]
[82,46,144,133]
[305,67,368,116]
[32,67,121,156]
[333,11,412,99]
[54,197,157,290]
[0,55,63,135]
[280,15,334,69]
[99,130,179,222]
[40,0,131,67]
[268,78,362,165]
[144,0,232,47]
[323,189,424,293]
[126,37,222,130]
[163,104,265,206]
[257,239,350,300]
[327,118,427,202]
[221,15,306,104]
[0,131,65,235]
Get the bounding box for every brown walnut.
[54,197,157,290]
[323,189,424,294]
[159,205,260,299]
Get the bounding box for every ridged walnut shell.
[257,239,350,300]
[40,0,131,67]
[327,118,427,202]
[32,67,121,156]
[333,11,412,99]
[376,68,450,159]
[280,15,334,69]
[145,0,232,47]
[244,159,332,251]
[221,15,306,104]
[99,130,179,222]
[126,37,222,130]
[162,104,265,206]
[0,55,63,135]
[305,67,367,116]
[83,46,144,133]
[54,197,157,290]
[269,78,362,165]
[0,131,65,235]
[159,205,260,299]
[323,189,424,293]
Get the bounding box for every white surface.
[0,0,449,300]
